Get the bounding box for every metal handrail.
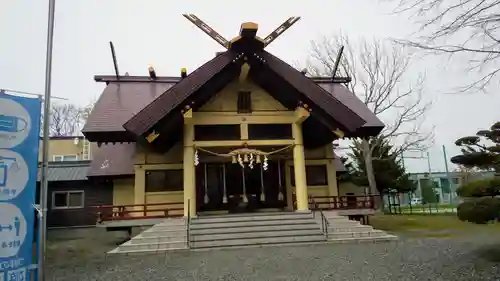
[309,196,329,239]
[186,199,191,248]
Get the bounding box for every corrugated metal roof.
[37,161,90,182]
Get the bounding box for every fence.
[384,192,457,215]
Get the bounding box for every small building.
[408,171,494,204]
[36,136,113,228]
[82,21,384,223]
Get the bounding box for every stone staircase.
[189,212,326,250]
[108,218,188,254]
[319,211,398,243]
[108,211,397,254]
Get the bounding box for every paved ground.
[45,228,500,281]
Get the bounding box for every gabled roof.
[123,51,239,136]
[82,81,175,142]
[87,143,135,177]
[122,50,374,142]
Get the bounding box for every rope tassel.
[222,164,228,203]
[242,168,248,203]
[203,164,209,204]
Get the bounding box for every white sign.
[0,98,31,149]
[0,203,26,258]
[6,267,25,281]
[0,150,28,201]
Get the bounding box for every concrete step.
[190,223,320,235]
[191,229,323,241]
[131,234,187,244]
[196,211,309,219]
[325,221,361,227]
[109,240,187,253]
[154,219,186,227]
[328,230,386,239]
[190,219,317,230]
[140,229,187,238]
[328,225,374,233]
[329,235,398,244]
[148,225,187,232]
[192,213,313,224]
[191,234,326,249]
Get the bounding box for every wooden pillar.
[183,109,196,217]
[292,122,309,211]
[326,143,339,198]
[134,166,146,216]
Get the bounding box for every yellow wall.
[38,138,97,161]
[338,182,367,196]
[112,178,135,206]
[198,80,287,112]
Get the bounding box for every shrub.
[456,178,500,197]
[457,197,500,224]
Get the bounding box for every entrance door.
[196,163,225,212]
[261,160,287,208]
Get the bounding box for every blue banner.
[0,92,41,281]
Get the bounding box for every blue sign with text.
[0,92,41,281]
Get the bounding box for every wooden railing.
[293,195,375,210]
[92,202,184,223]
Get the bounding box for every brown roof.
[123,51,238,136]
[318,83,384,136]
[87,143,135,177]
[82,82,175,134]
[260,51,366,132]
[123,50,376,139]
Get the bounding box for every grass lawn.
[371,214,500,238]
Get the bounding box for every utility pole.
[442,145,454,204]
[39,1,56,281]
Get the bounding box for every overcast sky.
[1,0,499,173]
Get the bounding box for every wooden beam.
[239,63,250,82]
[145,130,160,143]
[240,22,258,38]
[263,17,301,47]
[183,108,193,124]
[182,14,229,49]
[194,139,294,147]
[333,129,345,138]
[294,107,310,124]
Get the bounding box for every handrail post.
[187,199,190,248]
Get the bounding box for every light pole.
[442,145,454,204]
[39,1,56,281]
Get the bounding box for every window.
[194,125,241,141]
[452,178,460,184]
[146,170,183,192]
[290,165,328,186]
[248,124,292,140]
[52,191,84,209]
[53,155,78,162]
[237,91,252,113]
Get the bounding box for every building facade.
[82,22,384,220]
[36,136,113,227]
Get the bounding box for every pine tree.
[345,137,416,195]
[452,121,500,224]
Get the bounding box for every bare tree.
[49,103,85,136]
[306,34,433,209]
[390,0,500,93]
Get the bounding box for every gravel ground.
[45,230,500,281]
